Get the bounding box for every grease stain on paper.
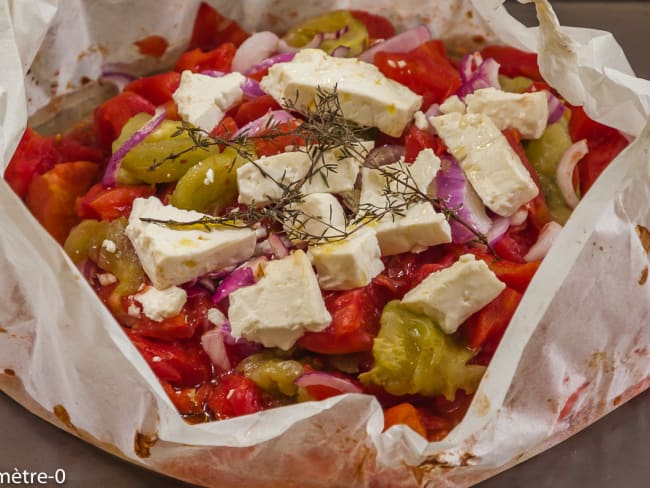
[639,266,648,285]
[53,404,75,430]
[636,224,650,253]
[3,368,15,376]
[134,431,158,458]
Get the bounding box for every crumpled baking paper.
[1,0,650,486]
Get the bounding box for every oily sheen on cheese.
[260,49,422,137]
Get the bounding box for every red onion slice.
[294,372,363,394]
[232,31,282,73]
[556,139,589,209]
[358,25,431,63]
[524,221,563,262]
[487,216,510,245]
[244,52,296,76]
[100,63,137,91]
[241,78,265,100]
[547,92,566,125]
[212,266,255,304]
[102,107,166,187]
[233,109,295,139]
[436,156,493,243]
[201,328,231,371]
[510,207,529,226]
[425,104,441,118]
[457,53,501,99]
[331,46,350,58]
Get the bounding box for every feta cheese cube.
[308,226,384,290]
[97,273,117,287]
[374,202,452,256]
[430,112,539,216]
[439,95,466,115]
[237,142,372,205]
[228,250,331,350]
[173,71,245,131]
[285,193,347,242]
[413,111,429,131]
[126,197,256,289]
[260,49,422,137]
[207,308,227,327]
[401,254,506,334]
[465,87,548,139]
[134,285,187,322]
[101,239,117,253]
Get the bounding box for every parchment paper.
[1,1,650,486]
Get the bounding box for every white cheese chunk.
[358,148,451,255]
[101,239,117,253]
[97,273,117,286]
[260,49,422,137]
[237,141,372,205]
[207,308,227,327]
[402,254,506,334]
[308,226,384,290]
[285,193,346,243]
[465,87,548,140]
[374,202,452,256]
[228,251,331,350]
[413,111,429,131]
[439,95,466,114]
[430,112,539,216]
[173,71,245,131]
[134,285,187,322]
[126,197,256,289]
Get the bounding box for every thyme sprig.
[141,86,492,250]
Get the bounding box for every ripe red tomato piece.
[480,45,542,82]
[461,287,522,351]
[174,43,236,73]
[124,72,181,106]
[93,92,156,151]
[162,381,213,417]
[375,40,461,111]
[350,10,396,41]
[299,284,388,354]
[75,183,155,221]
[127,293,211,341]
[5,128,62,198]
[404,124,447,162]
[25,161,99,244]
[461,247,541,294]
[252,120,305,157]
[126,330,214,387]
[232,95,281,128]
[568,105,629,194]
[206,373,264,419]
[210,116,239,139]
[383,403,427,437]
[187,2,250,51]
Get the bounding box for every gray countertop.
[2,2,650,487]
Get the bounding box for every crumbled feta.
[396,60,407,68]
[439,95,466,115]
[207,307,227,327]
[134,285,187,322]
[101,239,117,253]
[285,193,347,243]
[237,141,373,206]
[97,273,117,286]
[126,197,256,289]
[413,110,429,131]
[308,226,384,290]
[228,250,331,350]
[260,49,422,137]
[203,168,215,185]
[173,71,245,131]
[430,112,539,216]
[465,87,548,139]
[127,303,141,318]
[401,254,506,334]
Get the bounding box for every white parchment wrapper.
[2,0,650,486]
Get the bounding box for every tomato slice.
[350,10,396,41]
[252,120,305,157]
[174,43,237,73]
[127,330,214,387]
[93,92,155,151]
[404,124,447,162]
[187,2,250,51]
[25,161,99,244]
[4,129,62,198]
[480,45,542,82]
[461,247,541,294]
[568,105,629,194]
[375,40,461,110]
[383,403,427,437]
[124,72,181,106]
[232,95,282,128]
[162,381,213,417]
[75,183,155,221]
[298,284,388,354]
[461,286,522,351]
[206,373,264,419]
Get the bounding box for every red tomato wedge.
[481,45,542,82]
[75,183,155,221]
